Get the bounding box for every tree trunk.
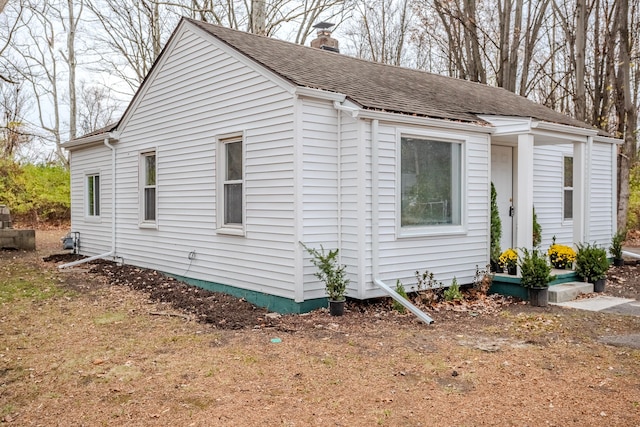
[250,0,266,35]
[66,0,77,141]
[615,0,637,232]
[574,0,587,122]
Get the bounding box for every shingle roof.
[189,19,596,131]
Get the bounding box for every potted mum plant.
[499,248,518,275]
[302,244,349,316]
[547,237,576,269]
[575,243,609,292]
[610,231,625,267]
[519,248,555,307]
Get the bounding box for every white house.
[62,18,620,313]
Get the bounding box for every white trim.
[84,170,101,220]
[563,154,574,222]
[138,149,158,229]
[515,134,534,250]
[215,132,246,237]
[356,120,367,298]
[62,132,118,150]
[572,143,585,244]
[293,96,304,302]
[395,128,467,238]
[611,142,618,232]
[361,109,492,133]
[295,86,346,102]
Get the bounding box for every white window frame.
[396,129,467,238]
[216,133,245,236]
[563,155,573,221]
[85,172,101,219]
[139,150,157,229]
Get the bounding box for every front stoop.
[548,282,594,303]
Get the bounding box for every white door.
[491,145,514,251]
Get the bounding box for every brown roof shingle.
[189,19,596,131]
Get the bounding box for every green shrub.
[443,277,463,301]
[519,248,555,288]
[393,280,407,313]
[302,244,349,301]
[0,159,70,224]
[490,182,502,263]
[575,243,609,282]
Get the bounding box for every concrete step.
[548,281,594,303]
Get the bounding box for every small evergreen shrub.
[443,277,463,301]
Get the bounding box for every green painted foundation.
[168,274,328,314]
[490,270,579,300]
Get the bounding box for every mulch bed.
[43,252,640,331]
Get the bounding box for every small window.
[87,174,100,216]
[400,136,462,229]
[563,156,573,220]
[217,135,244,233]
[140,151,157,224]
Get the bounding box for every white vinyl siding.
[68,146,112,256]
[588,142,615,244]
[370,124,488,296]
[300,99,340,300]
[105,26,297,300]
[534,144,573,247]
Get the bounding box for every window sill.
[139,222,158,230]
[84,216,101,223]
[216,226,245,237]
[397,224,466,239]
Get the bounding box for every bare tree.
[77,81,118,135]
[0,83,32,159]
[0,0,24,84]
[345,0,413,66]
[7,0,83,164]
[86,0,175,93]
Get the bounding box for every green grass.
[0,266,70,303]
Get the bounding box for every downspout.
[584,136,592,242]
[369,119,434,325]
[59,136,116,269]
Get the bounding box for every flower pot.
[329,299,345,316]
[490,261,501,273]
[593,278,606,293]
[613,258,624,267]
[528,287,549,307]
[507,264,517,275]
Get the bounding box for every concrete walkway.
[552,296,639,315]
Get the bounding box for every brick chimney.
[310,22,339,53]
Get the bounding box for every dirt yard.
[1,230,640,426]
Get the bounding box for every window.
[400,136,462,229]
[218,135,244,232]
[563,156,573,220]
[86,174,100,216]
[140,151,156,224]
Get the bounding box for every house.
[62,18,620,313]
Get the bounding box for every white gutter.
[59,136,117,269]
[622,251,640,259]
[368,118,434,325]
